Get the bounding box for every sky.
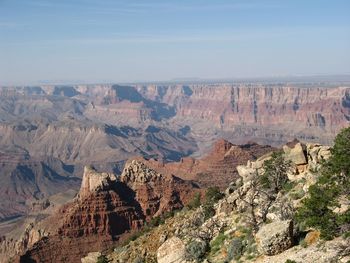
[0,0,349,85]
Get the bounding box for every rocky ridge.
[103,141,350,263]
[134,139,274,189]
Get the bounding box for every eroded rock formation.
[6,160,198,262]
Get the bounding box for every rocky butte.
[4,160,198,262]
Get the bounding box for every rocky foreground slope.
[91,141,350,263]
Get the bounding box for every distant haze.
[0,0,349,85]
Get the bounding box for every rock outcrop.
[81,252,102,263]
[78,166,117,200]
[237,141,331,188]
[10,166,143,262]
[121,160,199,219]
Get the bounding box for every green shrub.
[187,192,201,210]
[186,240,208,260]
[299,239,308,248]
[202,187,224,220]
[205,187,224,203]
[289,189,305,200]
[227,237,244,261]
[210,232,227,255]
[202,202,215,220]
[285,260,297,263]
[283,181,296,192]
[96,255,108,263]
[260,151,292,194]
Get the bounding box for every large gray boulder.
[255,220,294,256]
[157,237,187,263]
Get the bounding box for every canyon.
[0,82,349,222]
[0,81,349,261]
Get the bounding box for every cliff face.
[78,83,350,146]
[134,84,350,145]
[1,84,349,147]
[121,160,199,219]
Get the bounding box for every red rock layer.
[120,160,199,219]
[136,139,274,189]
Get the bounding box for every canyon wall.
[134,84,350,145]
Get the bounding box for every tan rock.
[236,165,255,181]
[305,230,320,246]
[285,143,307,165]
[157,237,187,263]
[255,220,294,256]
[79,166,117,200]
[81,252,101,263]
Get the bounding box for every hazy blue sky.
[0,0,349,84]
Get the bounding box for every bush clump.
[203,187,224,220]
[96,255,108,263]
[186,240,208,261]
[187,192,201,210]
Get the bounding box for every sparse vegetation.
[227,237,244,261]
[260,151,292,194]
[209,232,227,255]
[297,127,350,240]
[203,187,224,220]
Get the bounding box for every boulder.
[255,220,294,256]
[236,165,255,182]
[318,146,331,161]
[284,143,307,165]
[304,230,320,246]
[81,252,101,263]
[157,237,187,263]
